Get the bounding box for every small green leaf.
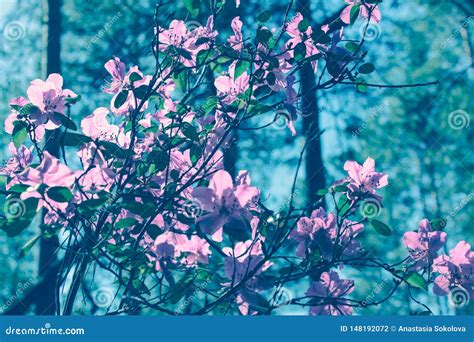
[256,28,272,47]
[114,90,129,109]
[13,125,28,148]
[350,4,361,25]
[345,42,359,53]
[358,63,375,74]
[181,123,199,141]
[183,0,200,16]
[405,272,427,290]
[337,196,351,217]
[128,72,143,83]
[297,18,310,32]
[430,218,447,231]
[47,186,73,202]
[234,60,250,79]
[116,217,139,230]
[19,235,41,258]
[369,219,392,236]
[99,141,130,159]
[355,76,368,93]
[294,42,306,61]
[54,113,78,131]
[316,189,329,196]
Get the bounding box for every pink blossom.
[403,219,447,269]
[285,12,320,70]
[340,0,381,24]
[343,157,388,196]
[432,241,473,297]
[292,208,364,259]
[103,57,126,94]
[1,143,33,176]
[214,62,250,104]
[81,107,119,140]
[15,151,76,212]
[306,271,354,315]
[228,17,243,51]
[222,240,271,315]
[26,73,77,129]
[191,170,259,238]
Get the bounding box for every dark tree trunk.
[297,0,326,207]
[36,0,61,315]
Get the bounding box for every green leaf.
[405,272,427,290]
[19,235,41,258]
[350,4,361,25]
[54,113,78,131]
[297,18,310,32]
[114,90,129,108]
[430,218,447,231]
[358,63,375,74]
[234,60,250,79]
[64,94,81,105]
[0,218,33,237]
[345,42,359,53]
[47,186,73,202]
[355,76,368,93]
[316,189,329,196]
[337,196,351,217]
[183,0,200,16]
[129,72,143,83]
[148,149,169,172]
[62,132,92,146]
[99,141,130,159]
[181,123,199,141]
[133,85,148,99]
[200,96,218,116]
[189,144,202,165]
[12,124,28,148]
[257,10,272,23]
[18,103,39,116]
[294,42,306,61]
[368,219,392,236]
[116,217,139,230]
[175,47,193,61]
[256,28,273,47]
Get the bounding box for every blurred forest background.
[0,0,472,315]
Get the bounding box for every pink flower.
[81,107,119,140]
[157,18,217,67]
[103,57,126,94]
[222,240,272,315]
[1,143,33,176]
[150,231,211,269]
[340,0,381,24]
[306,271,354,315]
[403,219,446,269]
[26,73,77,129]
[214,62,250,105]
[191,170,259,238]
[432,241,473,297]
[15,151,76,212]
[292,208,364,259]
[228,17,243,51]
[285,12,320,70]
[343,157,388,196]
